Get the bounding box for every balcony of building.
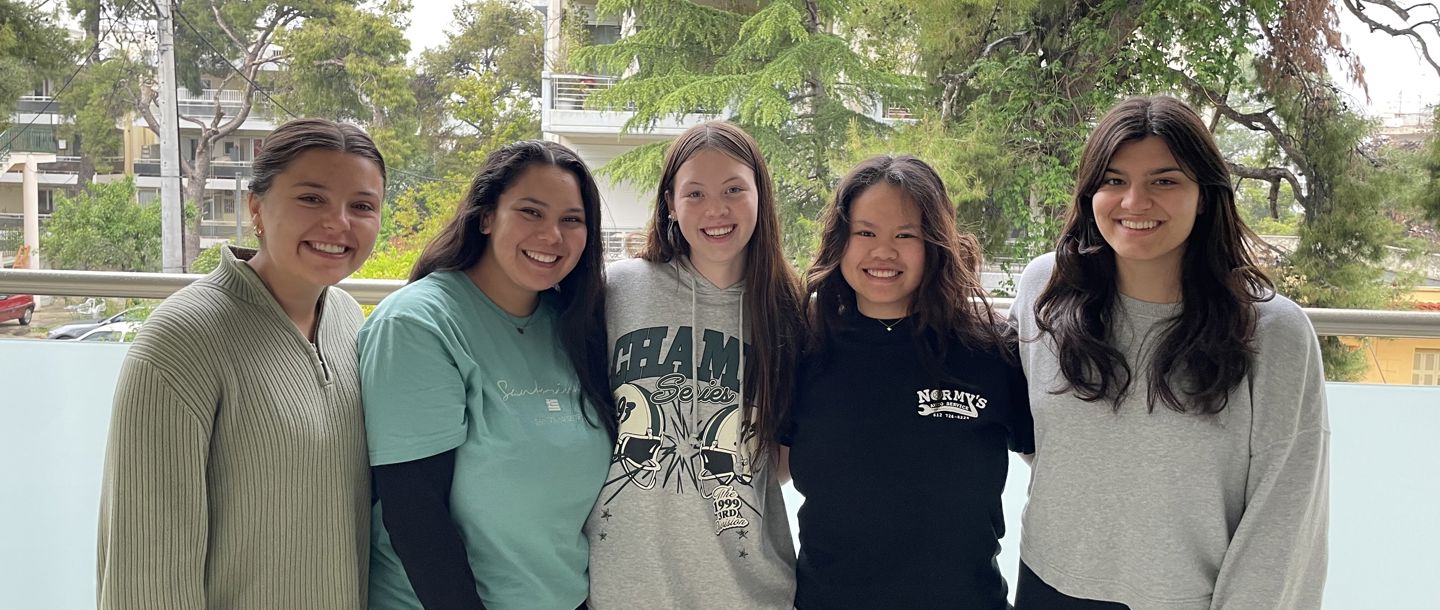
[541,72,722,138]
[0,268,1436,607]
[13,95,61,116]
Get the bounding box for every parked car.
[49,306,154,340]
[0,294,35,326]
[76,321,144,343]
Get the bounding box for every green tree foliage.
[575,0,924,260]
[358,0,546,280]
[1422,108,1440,225]
[65,0,417,268]
[275,0,417,161]
[43,178,162,272]
[0,0,75,133]
[411,0,543,175]
[577,0,1437,379]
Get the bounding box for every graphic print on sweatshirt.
[605,324,759,536]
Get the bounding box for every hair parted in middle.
[1034,95,1274,415]
[804,154,1007,377]
[410,139,618,440]
[636,120,804,463]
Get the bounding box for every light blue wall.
[2,338,1437,608]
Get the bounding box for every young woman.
[360,140,617,610]
[784,155,1034,608]
[97,118,384,608]
[1010,96,1329,609]
[584,121,805,608]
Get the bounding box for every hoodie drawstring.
[680,257,750,473]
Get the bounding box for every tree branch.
[178,113,206,129]
[137,84,162,136]
[208,0,246,51]
[1175,70,1309,171]
[1226,159,1307,197]
[1227,161,1306,208]
[1343,0,1440,78]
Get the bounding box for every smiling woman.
[1011,96,1329,608]
[96,118,386,609]
[358,140,617,609]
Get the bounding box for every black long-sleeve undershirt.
[372,450,487,610]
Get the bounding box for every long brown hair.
[411,140,617,440]
[1035,95,1274,415]
[637,121,803,462]
[805,155,1005,379]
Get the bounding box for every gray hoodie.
[1010,253,1329,609]
[585,257,796,609]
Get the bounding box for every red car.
[0,294,36,326]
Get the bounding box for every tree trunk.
[184,155,210,267]
[1268,179,1281,219]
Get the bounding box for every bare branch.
[1227,161,1306,207]
[178,112,206,129]
[136,84,162,136]
[208,1,246,51]
[1342,0,1440,78]
[981,32,1029,57]
[255,53,291,68]
[1176,70,1309,172]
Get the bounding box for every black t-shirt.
[783,311,1034,609]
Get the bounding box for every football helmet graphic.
[615,383,666,490]
[696,405,754,487]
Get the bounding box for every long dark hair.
[637,121,803,463]
[805,155,1006,377]
[411,141,617,440]
[1035,95,1274,415]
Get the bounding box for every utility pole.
[156,0,185,272]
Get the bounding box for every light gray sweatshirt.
[1010,253,1329,610]
[584,257,796,609]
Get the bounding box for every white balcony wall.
[1,336,1436,608]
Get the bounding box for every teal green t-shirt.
[358,270,612,610]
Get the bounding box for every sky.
[404,0,1440,118]
[1334,7,1440,116]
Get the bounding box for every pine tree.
[574,0,923,261]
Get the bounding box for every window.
[1414,349,1440,386]
[37,190,54,215]
[588,24,622,46]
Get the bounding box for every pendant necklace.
[516,314,535,334]
[879,317,906,332]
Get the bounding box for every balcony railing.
[547,73,621,111]
[4,268,1440,335]
[0,271,1437,608]
[132,158,252,178]
[14,95,60,114]
[173,88,276,122]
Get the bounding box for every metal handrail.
[0,268,403,306]
[3,268,1439,338]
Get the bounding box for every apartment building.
[537,0,705,257]
[1,78,278,266]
